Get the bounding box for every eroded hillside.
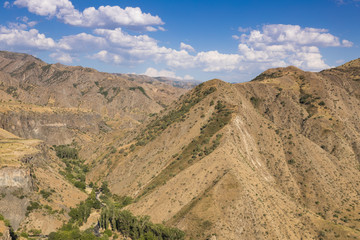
[0,51,187,146]
[0,51,359,239]
[0,128,88,236]
[89,60,360,239]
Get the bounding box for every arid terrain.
[0,51,359,239]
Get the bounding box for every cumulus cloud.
[0,26,57,51]
[194,51,242,72]
[54,24,352,73]
[58,32,107,51]
[241,24,351,47]
[92,50,124,64]
[180,42,195,52]
[144,67,194,80]
[50,51,73,63]
[236,24,353,70]
[14,0,163,30]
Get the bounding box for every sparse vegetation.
[250,96,261,108]
[5,86,18,97]
[40,189,53,199]
[135,85,217,146]
[139,99,232,198]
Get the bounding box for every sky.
[0,0,359,82]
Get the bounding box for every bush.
[48,224,99,240]
[27,201,42,211]
[318,101,325,106]
[250,96,260,108]
[40,189,52,199]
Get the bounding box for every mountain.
[89,60,360,239]
[0,51,190,238]
[0,51,359,239]
[0,51,187,145]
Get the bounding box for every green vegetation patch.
[99,206,185,240]
[68,191,101,225]
[54,145,79,159]
[135,85,217,146]
[54,145,88,190]
[129,86,150,99]
[48,224,102,240]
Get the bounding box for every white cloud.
[50,51,73,63]
[342,39,353,47]
[241,24,352,47]
[14,0,73,16]
[16,16,38,27]
[58,32,107,51]
[92,50,124,64]
[0,26,56,51]
[143,67,194,80]
[180,42,195,52]
[14,0,163,30]
[58,24,352,74]
[238,26,251,32]
[194,51,242,72]
[3,1,10,8]
[236,24,353,70]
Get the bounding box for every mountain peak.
[252,65,304,82]
[338,58,360,68]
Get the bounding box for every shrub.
[318,101,325,106]
[250,96,260,108]
[27,201,42,211]
[40,189,52,199]
[287,159,295,165]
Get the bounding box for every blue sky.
[0,0,359,82]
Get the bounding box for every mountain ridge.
[0,51,359,239]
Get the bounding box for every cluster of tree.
[69,191,101,225]
[99,206,185,240]
[54,145,79,159]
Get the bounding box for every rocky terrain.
[0,51,187,145]
[88,60,360,239]
[0,51,359,239]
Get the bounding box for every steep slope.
[0,51,187,145]
[94,61,360,239]
[0,127,87,235]
[0,51,186,121]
